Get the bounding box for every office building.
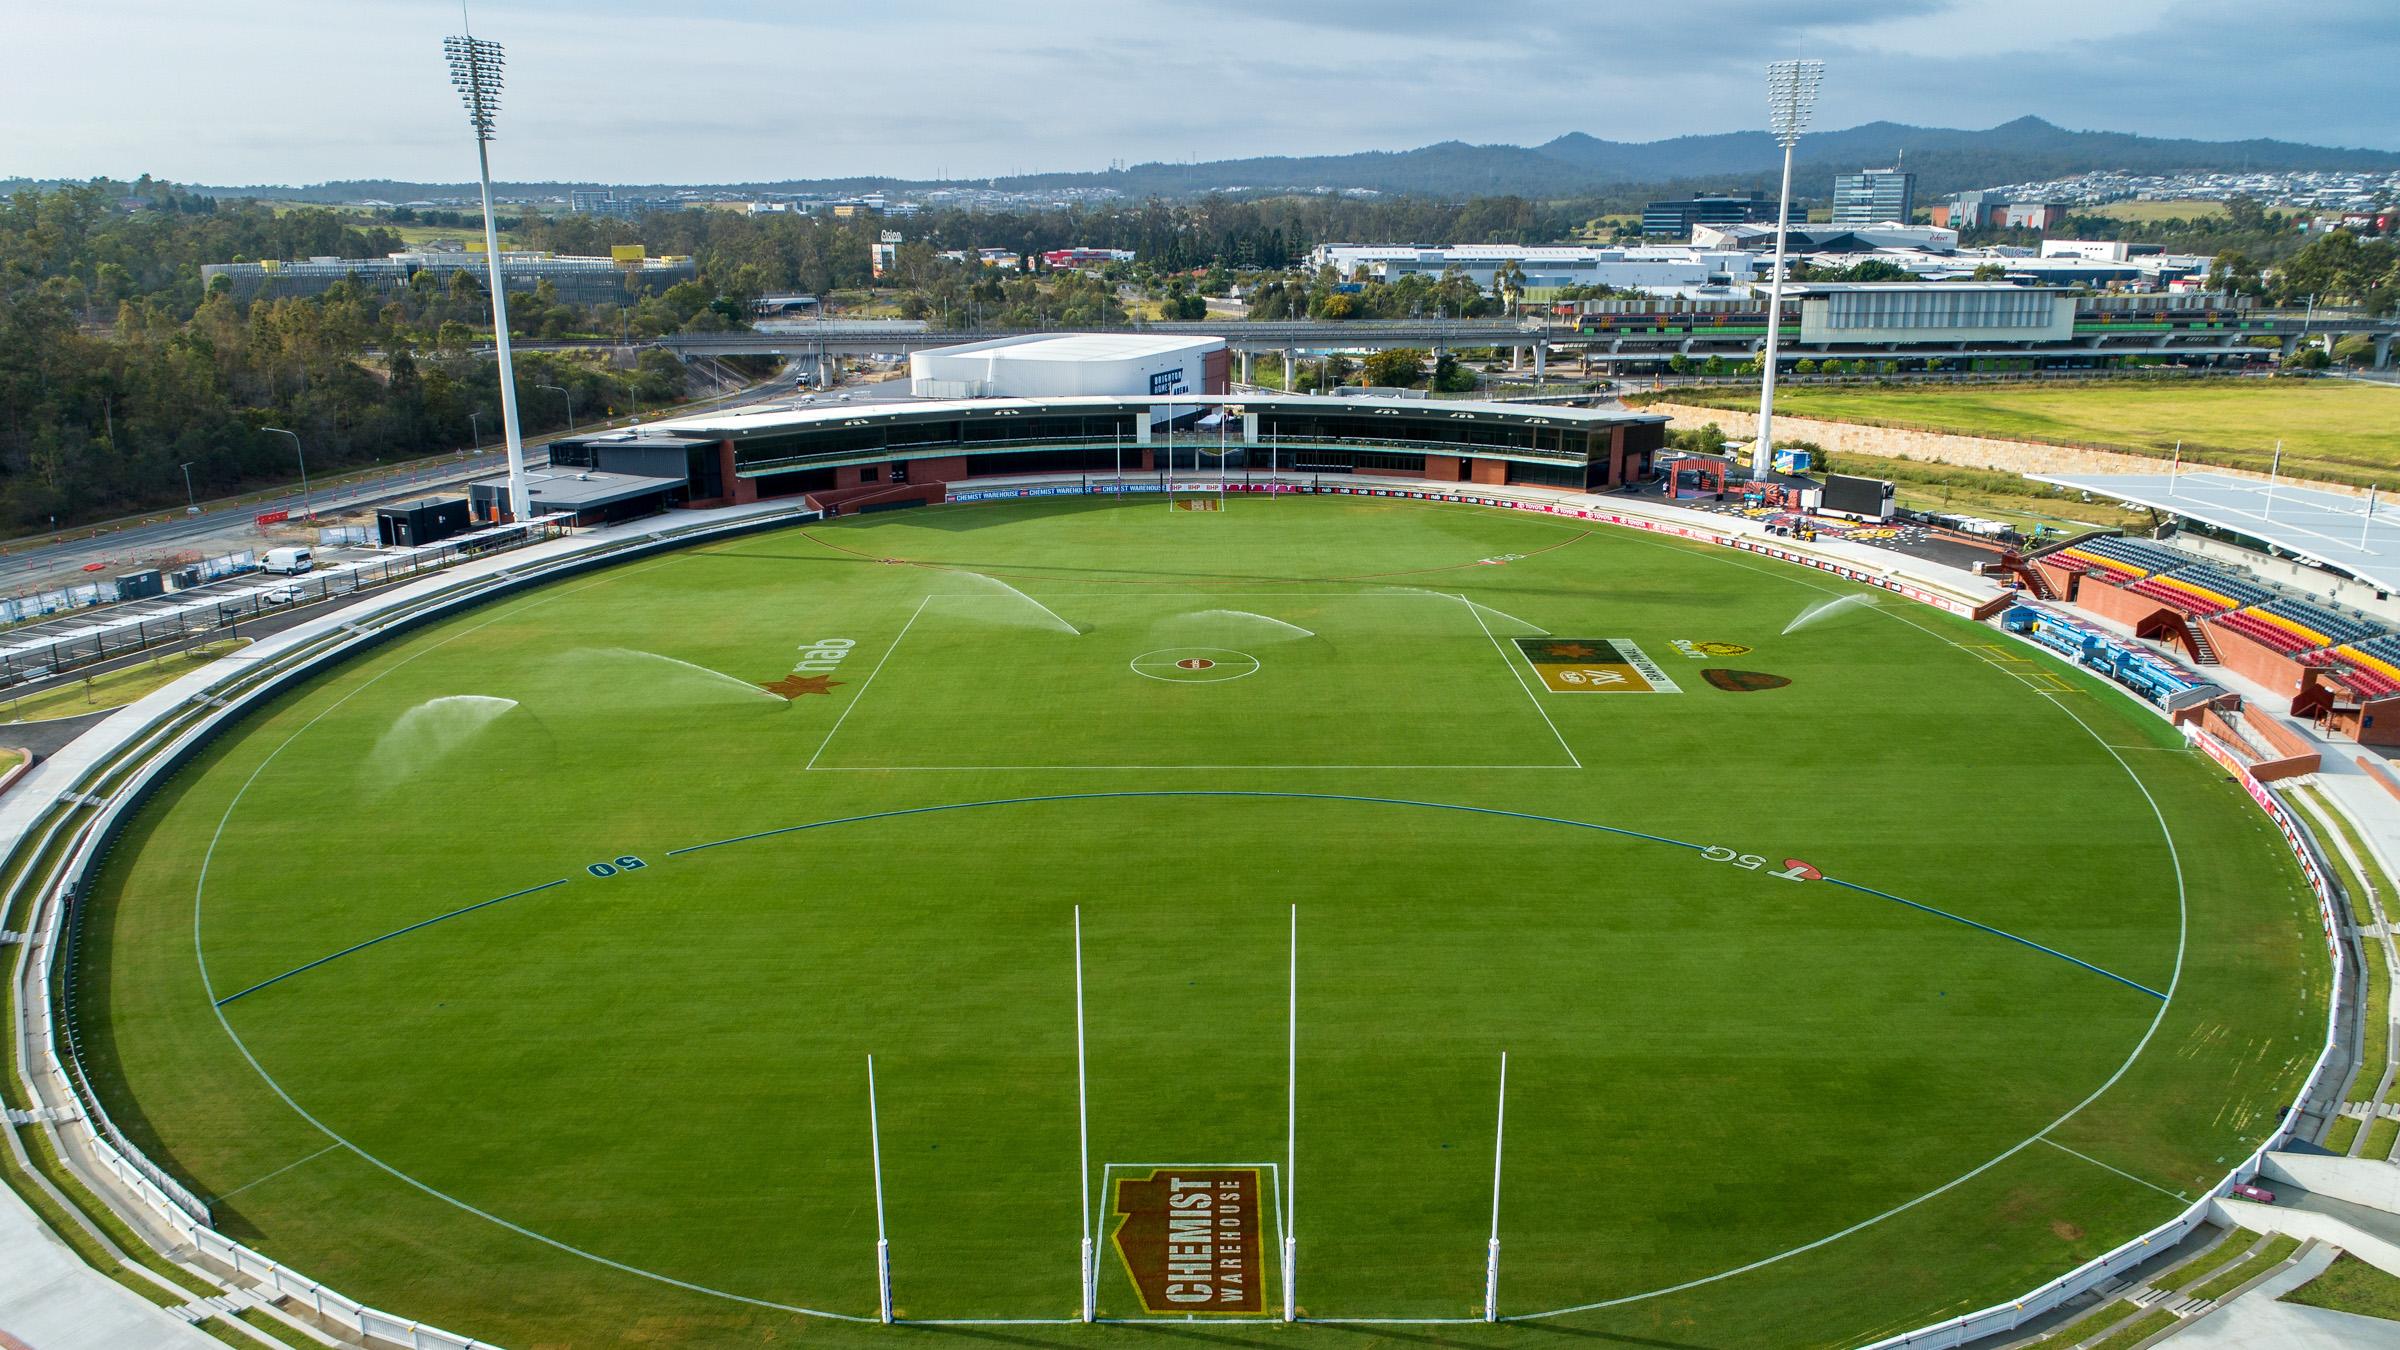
[1639,193,1776,239]
[909,333,1228,410]
[1305,244,1758,295]
[1830,167,1917,227]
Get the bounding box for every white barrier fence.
[14,511,813,1350]
[8,485,2346,1350]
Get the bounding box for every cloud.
[3,0,2392,186]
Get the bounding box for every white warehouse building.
[909,334,1230,417]
[1306,243,1760,294]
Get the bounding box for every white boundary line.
[1461,595,1581,769]
[805,594,929,772]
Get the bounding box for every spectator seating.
[2327,643,2400,699]
[2076,535,2205,576]
[2049,545,2147,586]
[2129,572,2245,616]
[2260,597,2383,648]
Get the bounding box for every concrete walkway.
[2173,1242,2400,1348]
[0,1180,217,1348]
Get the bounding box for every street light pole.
[179,462,197,514]
[469,409,484,453]
[1753,57,1824,481]
[538,383,576,433]
[260,427,314,520]
[446,24,531,523]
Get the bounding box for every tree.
[1363,348,1427,388]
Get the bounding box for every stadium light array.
[1753,58,1825,481]
[444,21,530,522]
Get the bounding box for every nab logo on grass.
[1111,1167,1264,1314]
[760,638,855,698]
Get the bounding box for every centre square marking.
[1128,647,1261,684]
[1109,1165,1270,1314]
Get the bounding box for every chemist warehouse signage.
[1110,1167,1265,1313]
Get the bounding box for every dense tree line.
[0,184,686,533]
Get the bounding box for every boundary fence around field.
[3,480,2352,1350]
[9,503,817,1350]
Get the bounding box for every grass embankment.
[2089,1307,2179,1350]
[2294,789,2396,1113]
[2283,1252,2400,1319]
[1654,379,2400,486]
[2327,1115,2365,1152]
[2160,1230,2261,1291]
[2367,1116,2400,1159]
[3,640,251,724]
[2189,1233,2303,1302]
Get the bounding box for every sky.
[6,0,2397,187]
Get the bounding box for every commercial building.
[1694,222,1960,254]
[545,394,1670,517]
[1789,283,2073,346]
[566,190,699,219]
[200,248,695,305]
[467,466,687,526]
[910,334,1229,410]
[1639,192,1776,239]
[1041,247,1137,269]
[1306,244,1759,295]
[1830,167,1917,228]
[1932,191,2066,231]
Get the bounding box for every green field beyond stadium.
[80,496,2323,1348]
[1663,378,2400,485]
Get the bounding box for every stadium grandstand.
[2023,527,2400,742]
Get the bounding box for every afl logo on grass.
[1671,639,1751,660]
[1110,1167,1264,1313]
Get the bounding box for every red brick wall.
[2073,580,2164,628]
[2361,698,2400,746]
[1469,457,1507,486]
[2034,561,2080,600]
[1423,456,1464,482]
[1201,347,1231,394]
[2199,620,2310,697]
[909,456,969,484]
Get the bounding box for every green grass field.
[1665,380,2400,486]
[76,497,2324,1348]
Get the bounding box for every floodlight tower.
[445,24,531,522]
[1752,58,1824,481]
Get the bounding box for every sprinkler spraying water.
[951,571,1082,635]
[1188,609,1316,639]
[1781,593,1874,636]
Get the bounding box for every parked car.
[2230,1182,2276,1203]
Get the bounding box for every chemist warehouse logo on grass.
[1111,1167,1264,1313]
[1514,638,1680,694]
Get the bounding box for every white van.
[261,546,313,576]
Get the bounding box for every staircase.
[2190,625,2219,665]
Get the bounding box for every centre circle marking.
[1128,647,1260,683]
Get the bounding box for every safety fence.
[11,505,815,1350]
[0,551,256,628]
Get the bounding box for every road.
[0,365,839,596]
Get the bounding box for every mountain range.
[45,117,2400,205]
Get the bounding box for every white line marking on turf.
[1503,531,2193,1324]
[805,593,929,772]
[209,1142,344,1202]
[191,560,880,1324]
[1459,594,1580,770]
[801,763,1581,771]
[2040,1138,2186,1200]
